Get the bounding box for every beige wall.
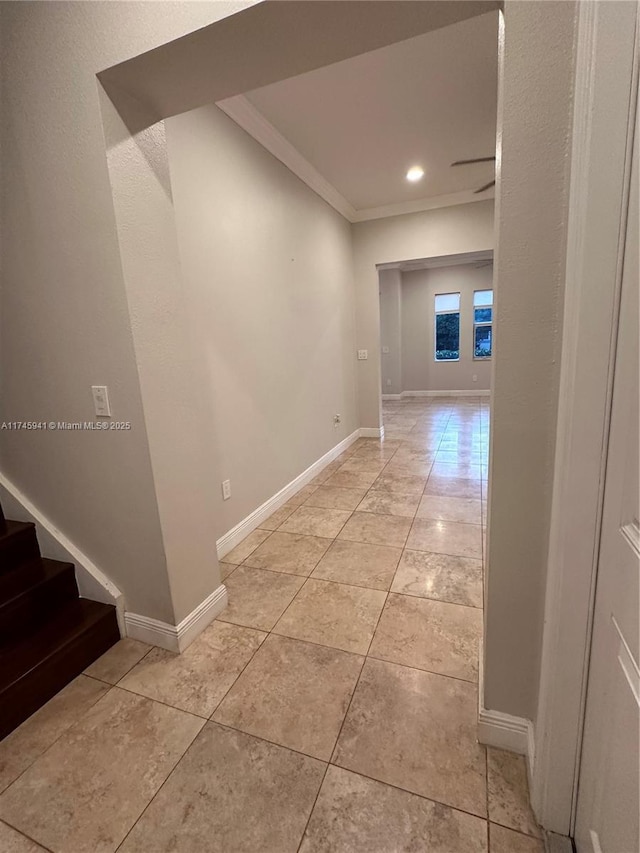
[1,0,579,714]
[0,2,252,623]
[353,200,495,427]
[165,105,358,537]
[484,0,577,721]
[378,270,403,396]
[0,1,495,628]
[388,263,493,393]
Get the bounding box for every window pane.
[474,307,492,323]
[435,292,460,312]
[474,289,493,307]
[436,312,460,360]
[474,324,492,357]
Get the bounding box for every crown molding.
[352,189,494,222]
[216,95,357,221]
[216,94,494,224]
[377,248,493,272]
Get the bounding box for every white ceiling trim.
[351,189,494,223]
[216,94,493,224]
[216,95,357,221]
[377,248,493,272]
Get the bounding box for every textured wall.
[0,2,251,622]
[165,105,358,538]
[483,0,577,720]
[379,270,403,396]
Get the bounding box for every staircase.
[0,502,119,739]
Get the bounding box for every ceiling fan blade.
[451,157,496,166]
[474,180,496,194]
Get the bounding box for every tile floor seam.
[113,683,213,721]
[219,606,369,661]
[105,679,213,720]
[390,573,484,609]
[387,587,481,611]
[3,397,509,853]
[276,506,356,540]
[0,818,56,853]
[92,646,155,687]
[112,717,208,853]
[489,818,545,841]
[207,716,334,767]
[364,652,479,686]
[298,651,376,851]
[324,760,491,825]
[0,680,115,798]
[269,584,386,656]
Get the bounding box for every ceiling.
[218,10,498,218]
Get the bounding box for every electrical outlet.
[91,386,111,417]
[472,374,478,383]
[222,480,231,500]
[357,349,368,360]
[333,414,341,428]
[382,346,390,354]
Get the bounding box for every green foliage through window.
[474,307,492,323]
[435,312,460,361]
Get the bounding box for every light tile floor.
[0,397,544,852]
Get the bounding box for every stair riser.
[0,568,78,643]
[0,608,120,740]
[0,528,40,572]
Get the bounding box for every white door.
[574,80,639,853]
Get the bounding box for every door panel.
[574,73,639,853]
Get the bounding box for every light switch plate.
[91,386,111,417]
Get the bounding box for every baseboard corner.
[125,583,227,653]
[359,426,384,439]
[478,704,534,761]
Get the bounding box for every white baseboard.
[402,389,491,397]
[125,584,228,653]
[359,427,385,439]
[382,394,402,401]
[216,429,360,559]
[0,471,125,633]
[478,655,536,790]
[479,704,536,796]
[478,705,533,756]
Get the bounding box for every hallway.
[0,397,542,852]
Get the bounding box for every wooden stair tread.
[0,520,34,542]
[0,502,120,739]
[0,598,116,690]
[0,557,75,606]
[0,520,40,573]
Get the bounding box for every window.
[434,292,460,361]
[473,289,493,358]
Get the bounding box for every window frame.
[473,289,493,360]
[434,291,461,362]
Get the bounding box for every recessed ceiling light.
[406,166,424,182]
